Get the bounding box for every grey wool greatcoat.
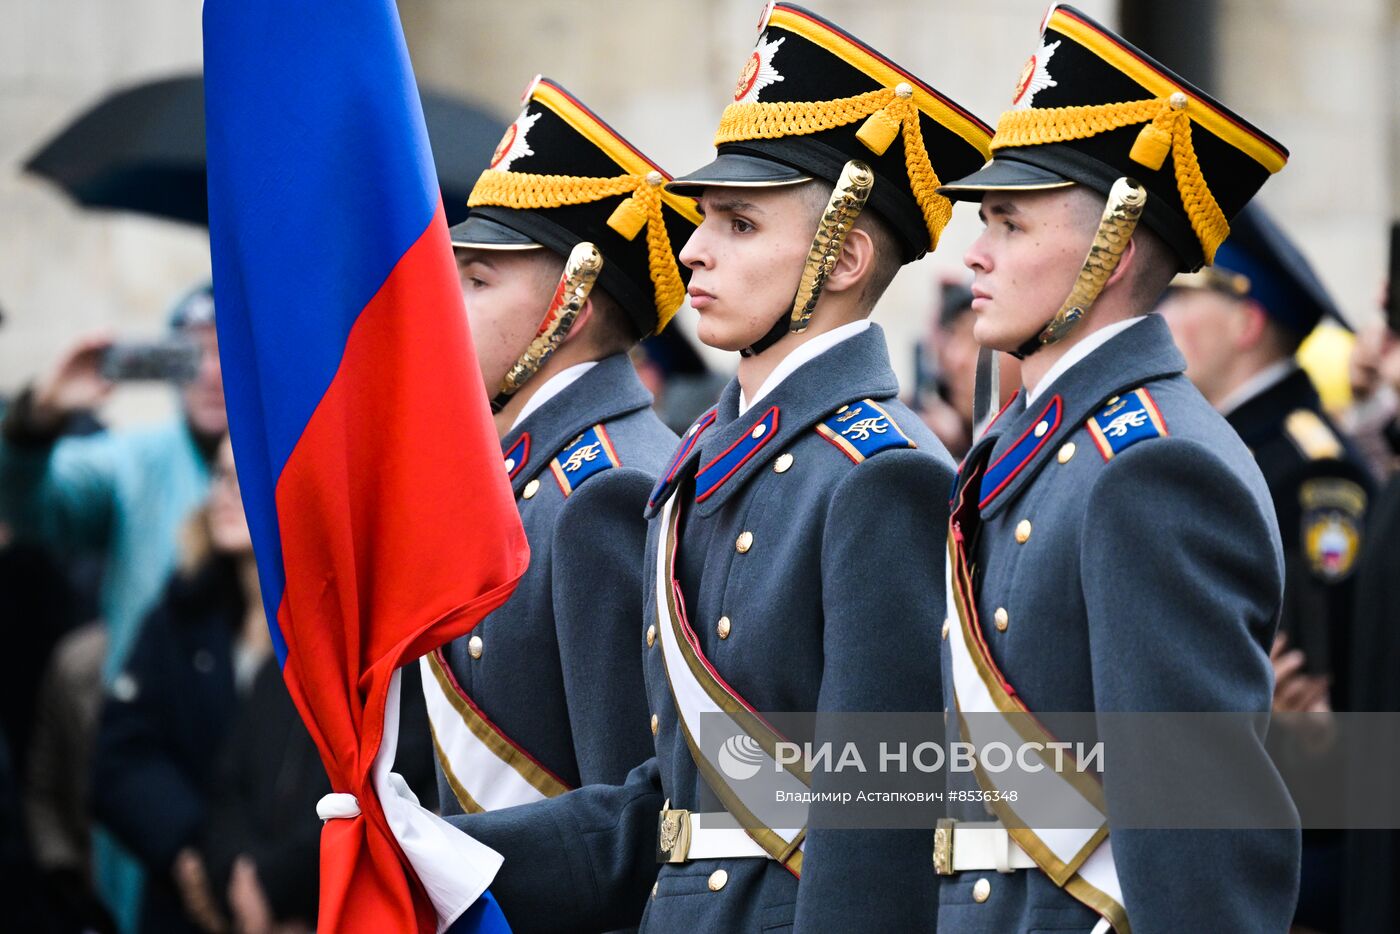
[936,313,1301,934]
[435,353,677,812]
[450,323,955,933]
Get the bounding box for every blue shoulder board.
[1086,388,1167,460]
[815,399,916,463]
[550,424,621,496]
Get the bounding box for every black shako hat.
[668,2,993,263]
[452,76,700,336]
[938,4,1288,272]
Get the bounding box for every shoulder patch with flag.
[1300,476,1366,582]
[815,399,915,463]
[550,424,621,496]
[1086,388,1167,460]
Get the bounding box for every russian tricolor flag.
[204,2,528,931]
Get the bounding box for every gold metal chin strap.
[1011,176,1147,360]
[741,160,874,358]
[490,241,604,413]
[790,160,875,333]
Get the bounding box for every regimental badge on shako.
[1300,477,1367,583]
[734,33,786,103]
[1010,39,1060,110]
[490,108,542,172]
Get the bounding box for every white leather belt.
[658,809,801,863]
[933,819,1038,875]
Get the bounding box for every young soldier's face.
[678,185,813,352]
[455,247,562,392]
[963,188,1095,353]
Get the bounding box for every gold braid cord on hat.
[468,168,685,331]
[992,93,1228,263]
[715,84,953,250]
[490,241,604,413]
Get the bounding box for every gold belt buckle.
[932,818,956,876]
[657,800,692,864]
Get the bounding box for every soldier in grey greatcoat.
[423,75,698,817]
[446,4,993,931]
[929,5,1301,932]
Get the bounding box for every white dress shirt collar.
[738,319,872,416]
[1025,316,1146,406]
[510,361,598,431]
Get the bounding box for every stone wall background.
[0,0,1389,425]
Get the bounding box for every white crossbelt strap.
[652,492,807,871]
[945,530,1128,931]
[419,648,570,814]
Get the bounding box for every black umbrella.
[23,74,505,227]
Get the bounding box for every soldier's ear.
[1104,236,1138,293]
[823,226,876,298]
[565,296,597,344]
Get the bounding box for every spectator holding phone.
[0,283,223,680]
[0,282,224,931]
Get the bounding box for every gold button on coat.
[468,635,483,659]
[1033,421,1049,438]
[646,624,656,648]
[735,531,754,554]
[650,714,659,735]
[717,616,732,639]
[993,608,1009,632]
[708,869,728,891]
[503,458,516,473]
[522,478,540,499]
[1058,442,1076,464]
[972,877,991,903]
[774,453,794,473]
[1015,520,1032,544]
